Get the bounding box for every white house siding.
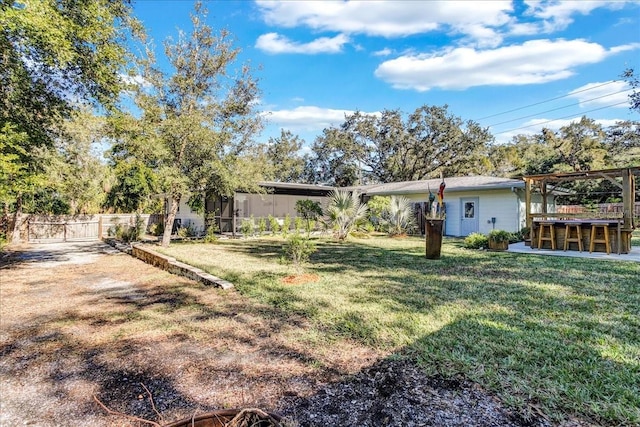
[175,197,205,234]
[389,190,521,236]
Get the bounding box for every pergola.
[523,167,639,254]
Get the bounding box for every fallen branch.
[141,382,164,425]
[226,408,283,427]
[93,395,161,427]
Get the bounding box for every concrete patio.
[508,241,640,262]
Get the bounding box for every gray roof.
[351,176,524,196]
[257,181,336,191]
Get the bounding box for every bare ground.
[0,241,572,426]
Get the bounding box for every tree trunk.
[161,196,180,247]
[11,194,23,244]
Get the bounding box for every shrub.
[203,214,219,243]
[384,195,416,236]
[257,217,267,235]
[294,216,304,233]
[488,229,511,243]
[107,223,122,238]
[512,226,530,243]
[268,215,280,234]
[367,196,391,232]
[149,222,164,236]
[305,219,316,236]
[464,232,488,249]
[177,223,197,239]
[282,214,292,237]
[326,190,368,240]
[240,218,255,237]
[283,234,317,272]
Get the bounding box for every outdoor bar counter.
[530,215,631,254]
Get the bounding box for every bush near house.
[464,232,489,249]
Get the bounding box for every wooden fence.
[24,213,164,243]
[557,202,640,220]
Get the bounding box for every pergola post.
[541,181,548,216]
[525,178,532,232]
[622,168,635,231]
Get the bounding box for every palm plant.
[385,195,416,236]
[326,190,368,240]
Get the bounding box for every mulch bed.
[281,274,320,285]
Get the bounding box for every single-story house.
[172,176,559,237]
[352,176,557,236]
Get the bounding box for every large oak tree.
[307,105,492,186]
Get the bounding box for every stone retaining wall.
[104,239,233,290]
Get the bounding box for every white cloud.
[373,48,393,57]
[374,39,637,91]
[256,1,638,50]
[568,81,632,108]
[261,106,379,131]
[523,0,627,33]
[256,0,512,44]
[255,32,349,54]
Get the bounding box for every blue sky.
[131,0,640,147]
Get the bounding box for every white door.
[460,198,479,236]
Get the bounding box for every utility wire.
[475,80,620,121]
[487,88,632,128]
[492,100,630,135]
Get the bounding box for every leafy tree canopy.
[1,0,138,240]
[306,105,492,186]
[120,3,264,246]
[265,129,307,183]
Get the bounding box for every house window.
[464,202,475,218]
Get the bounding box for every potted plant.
[488,229,511,251]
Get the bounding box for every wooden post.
[525,178,532,232]
[98,216,103,239]
[621,168,635,253]
[232,193,236,238]
[622,168,634,230]
[425,219,444,259]
[541,180,548,216]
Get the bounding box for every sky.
[130,0,640,147]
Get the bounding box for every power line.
[475,80,620,121]
[492,100,630,135]
[487,88,632,128]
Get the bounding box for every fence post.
[98,216,103,238]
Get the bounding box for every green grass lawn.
[156,235,640,425]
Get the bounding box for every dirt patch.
[281,274,320,285]
[0,241,571,426]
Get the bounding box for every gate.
[28,218,100,243]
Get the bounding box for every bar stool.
[563,223,583,252]
[537,222,556,250]
[589,223,610,254]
